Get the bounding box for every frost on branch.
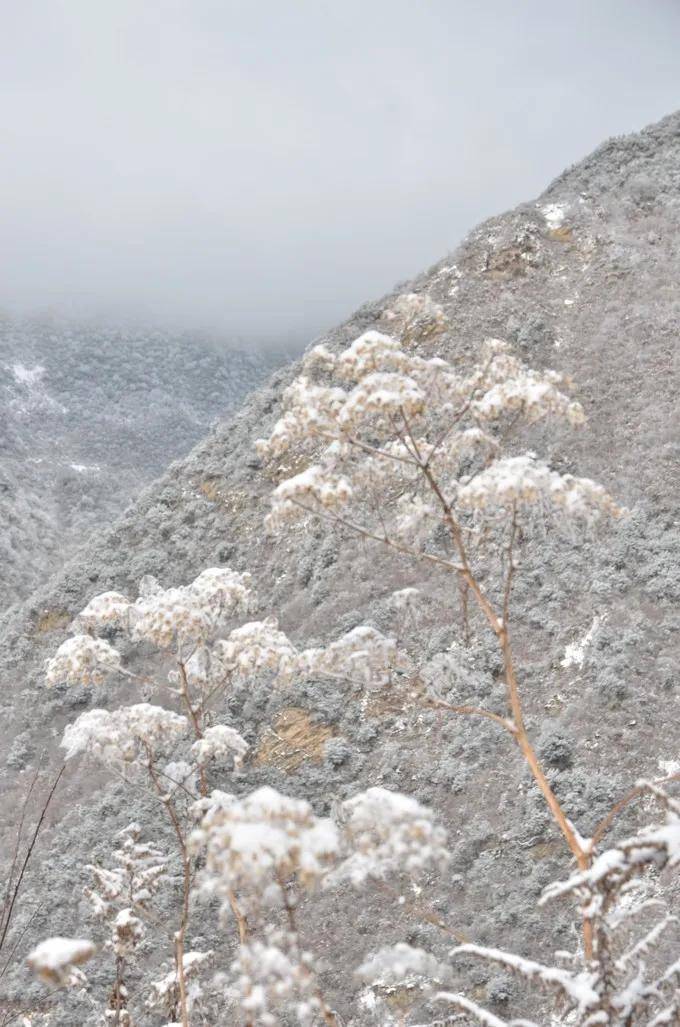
[27,937,95,986]
[61,703,188,770]
[84,823,168,943]
[45,634,121,687]
[438,784,680,1026]
[147,949,213,1021]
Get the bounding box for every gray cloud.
[1,0,679,342]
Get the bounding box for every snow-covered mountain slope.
[2,111,680,1023]
[0,321,287,613]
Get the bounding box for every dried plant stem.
[0,765,65,956]
[320,417,597,958]
[145,752,191,1027]
[176,659,248,945]
[277,874,338,1027]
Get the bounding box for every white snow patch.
[13,363,46,386]
[70,463,101,474]
[542,203,568,229]
[561,617,601,669]
[658,759,680,778]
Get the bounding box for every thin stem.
[0,765,65,955]
[425,696,515,735]
[289,498,464,575]
[277,874,338,1027]
[145,751,190,1027]
[176,659,208,799]
[592,771,680,851]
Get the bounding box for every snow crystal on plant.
[215,618,298,681]
[73,591,131,633]
[267,465,353,528]
[45,634,121,687]
[130,567,252,648]
[232,930,325,1026]
[456,454,622,521]
[332,787,449,885]
[192,725,249,768]
[27,937,95,985]
[61,703,188,768]
[194,786,339,910]
[356,943,449,985]
[297,625,412,689]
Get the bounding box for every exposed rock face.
[2,111,680,1023]
[0,321,287,613]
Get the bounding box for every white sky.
[1,1,679,342]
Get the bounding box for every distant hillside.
[0,320,289,612]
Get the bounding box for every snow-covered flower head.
[356,943,449,987]
[61,703,188,770]
[130,567,253,648]
[333,787,449,886]
[214,618,298,682]
[194,786,339,909]
[297,626,412,689]
[73,591,131,634]
[45,634,121,687]
[266,466,353,529]
[380,292,448,344]
[192,725,249,769]
[232,931,324,1026]
[456,454,623,522]
[27,937,95,986]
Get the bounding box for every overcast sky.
[1,1,679,343]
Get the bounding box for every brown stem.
[403,424,594,956]
[425,696,515,735]
[177,659,208,800]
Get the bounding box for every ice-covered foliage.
[295,625,412,688]
[231,929,330,1026]
[191,724,249,769]
[194,786,340,914]
[436,783,680,1026]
